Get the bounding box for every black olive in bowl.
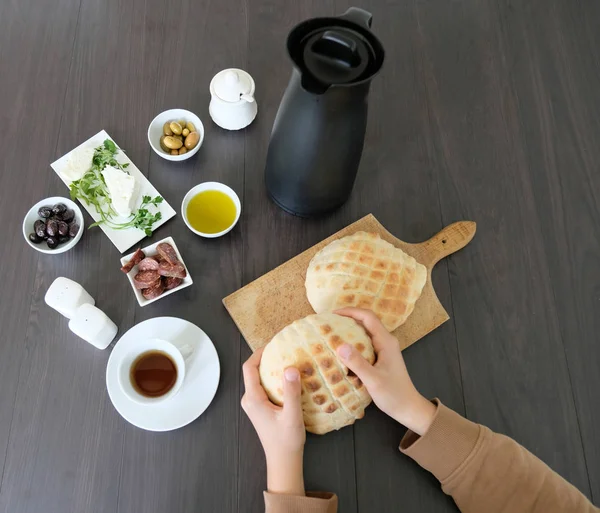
[69,223,80,238]
[38,206,52,218]
[29,232,43,244]
[34,220,46,238]
[52,203,67,216]
[61,209,75,222]
[46,219,58,237]
[57,221,69,237]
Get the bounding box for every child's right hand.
[335,308,436,436]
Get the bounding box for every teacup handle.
[178,344,194,361]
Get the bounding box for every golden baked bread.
[259,313,374,435]
[305,231,427,332]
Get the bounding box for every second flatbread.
[305,231,427,331]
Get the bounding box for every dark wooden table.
[1,1,599,512]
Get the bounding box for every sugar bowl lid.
[210,68,255,103]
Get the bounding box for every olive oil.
[186,190,237,234]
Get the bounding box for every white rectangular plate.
[51,130,176,253]
[120,237,193,307]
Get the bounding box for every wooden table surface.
[1,1,599,512]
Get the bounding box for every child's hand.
[335,308,436,436]
[241,347,306,495]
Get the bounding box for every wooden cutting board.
[223,214,476,352]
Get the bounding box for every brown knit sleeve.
[264,492,338,513]
[400,399,599,513]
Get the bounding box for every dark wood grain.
[413,0,593,499]
[0,0,84,510]
[497,0,600,499]
[1,0,599,511]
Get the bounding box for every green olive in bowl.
[164,136,183,150]
[159,136,170,152]
[185,131,200,149]
[169,122,183,135]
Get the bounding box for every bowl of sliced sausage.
[120,237,193,306]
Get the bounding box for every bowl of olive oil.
[182,182,241,238]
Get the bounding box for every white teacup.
[118,338,193,405]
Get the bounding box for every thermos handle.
[340,7,373,28]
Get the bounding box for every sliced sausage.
[156,242,179,265]
[142,279,165,300]
[158,260,187,279]
[120,248,146,273]
[138,257,160,271]
[164,277,183,290]
[133,270,161,289]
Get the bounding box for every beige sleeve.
[264,492,338,513]
[400,400,599,513]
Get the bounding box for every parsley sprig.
[69,139,163,236]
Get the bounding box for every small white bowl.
[181,182,241,238]
[120,237,193,307]
[148,109,204,162]
[22,196,84,254]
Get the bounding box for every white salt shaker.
[44,277,95,319]
[209,68,258,130]
[68,303,117,350]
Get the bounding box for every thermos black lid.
[288,7,384,90]
[302,28,371,85]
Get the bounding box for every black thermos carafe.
[265,7,385,217]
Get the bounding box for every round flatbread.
[305,231,427,331]
[259,313,374,435]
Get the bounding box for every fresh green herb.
[69,139,163,235]
[89,195,163,235]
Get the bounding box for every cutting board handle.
[418,221,477,268]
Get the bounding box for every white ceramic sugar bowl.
[209,69,257,130]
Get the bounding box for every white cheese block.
[102,165,137,218]
[44,277,95,320]
[68,304,117,350]
[60,147,95,183]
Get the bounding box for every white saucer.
[106,317,220,431]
